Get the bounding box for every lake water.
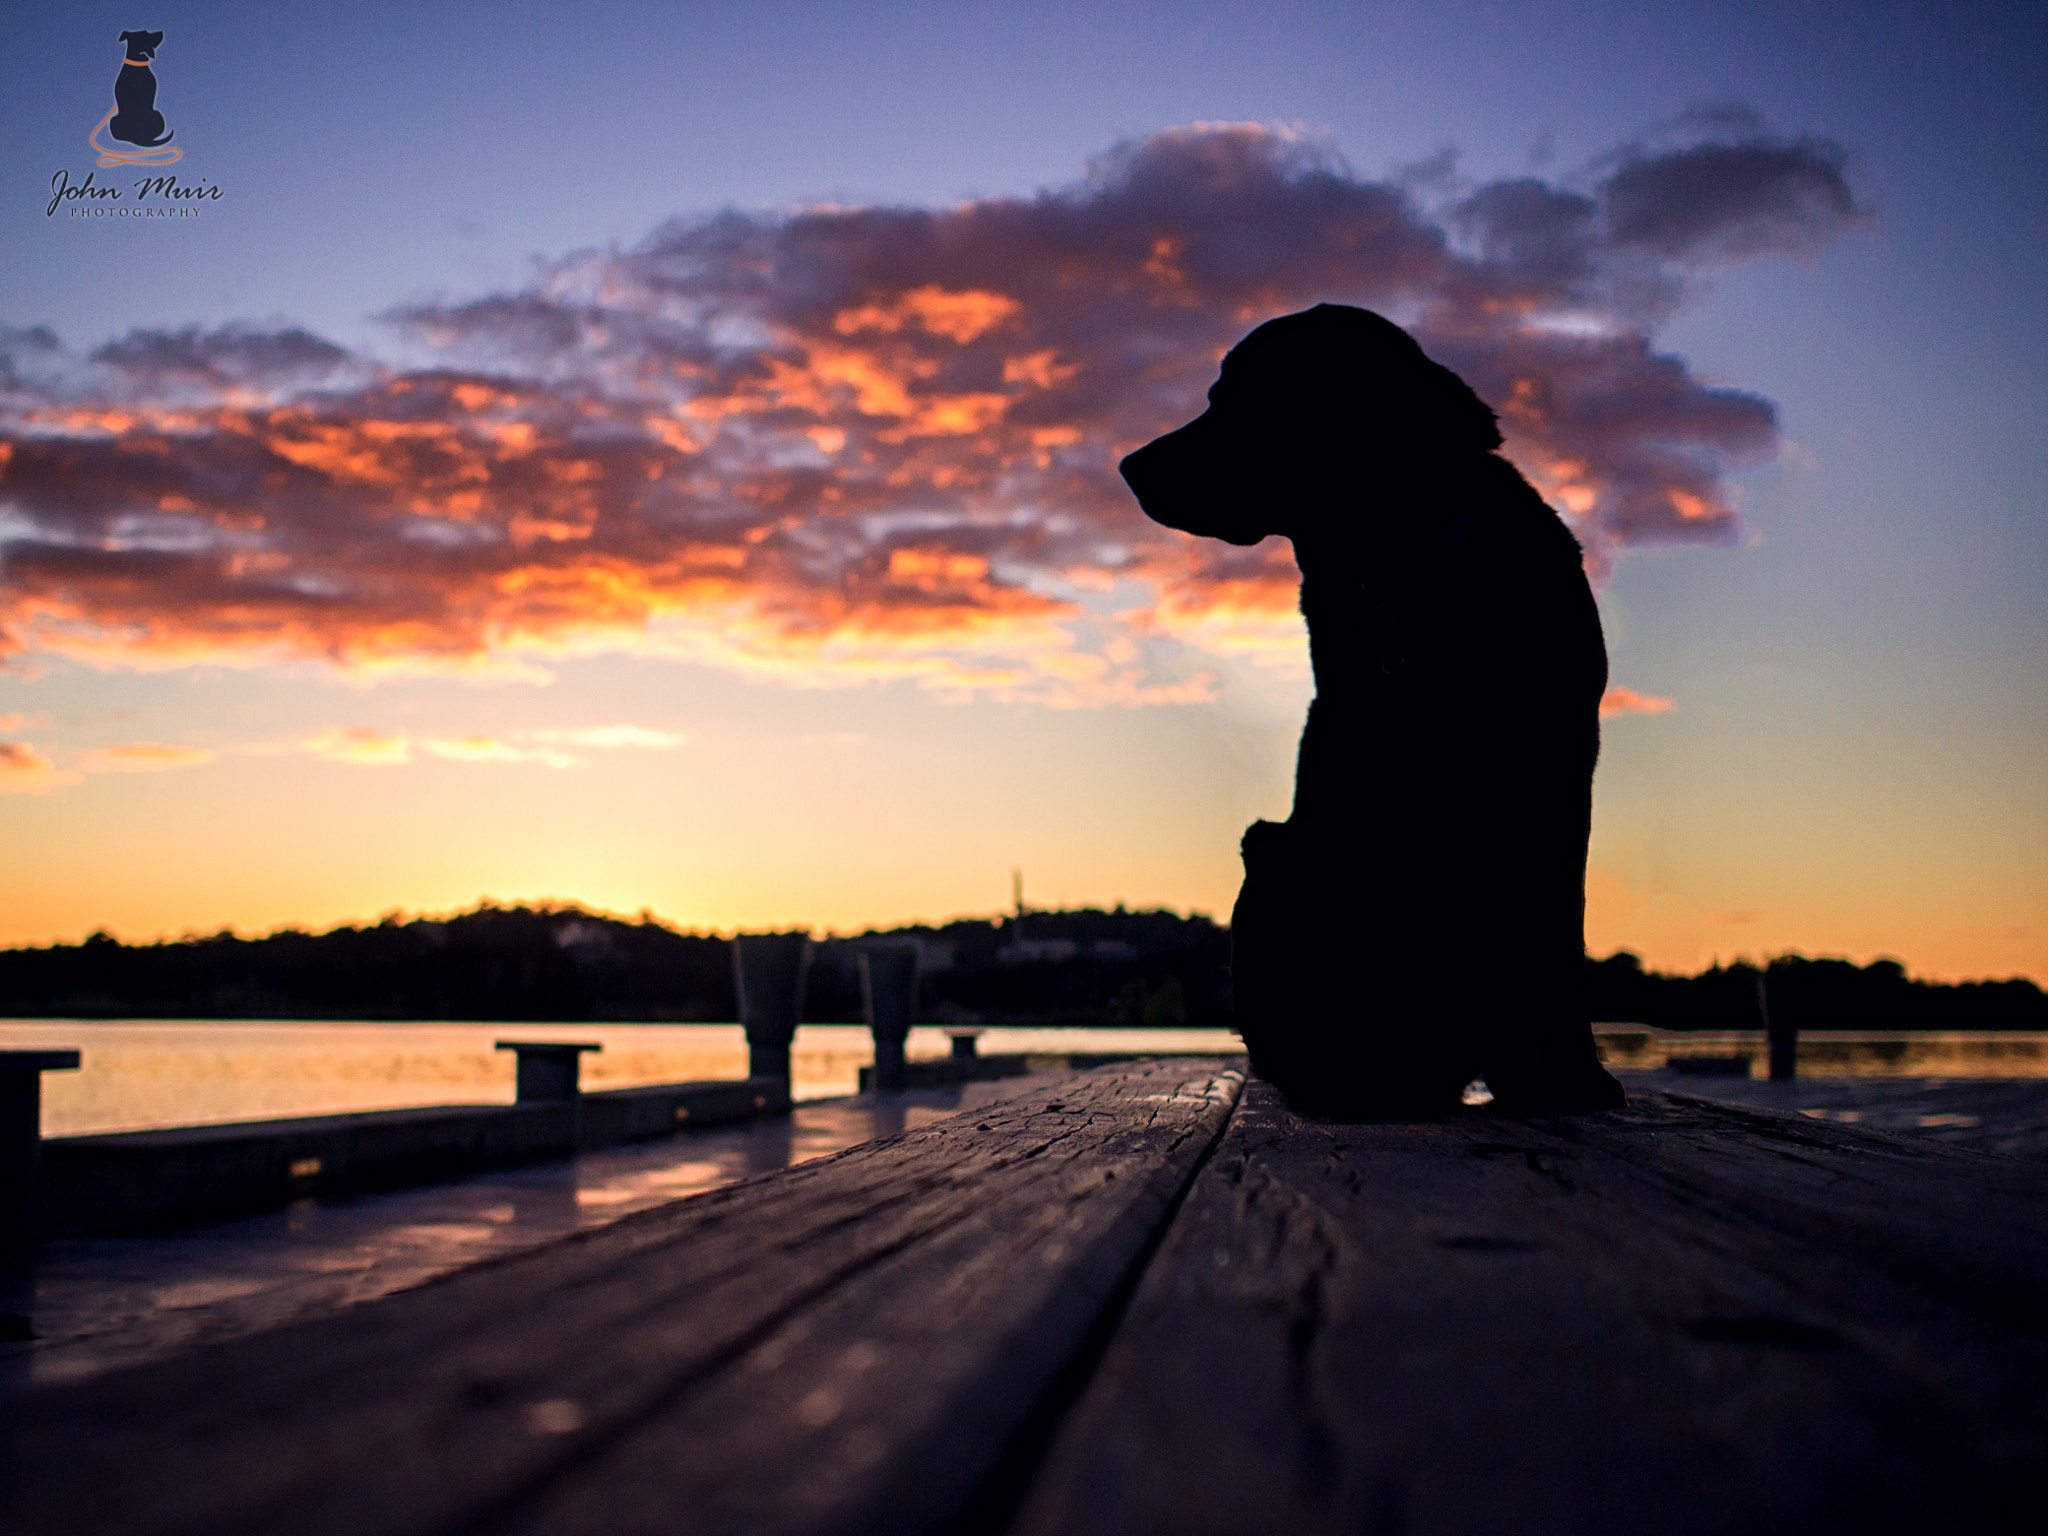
[3,1021,2043,1138]
[0,1020,1239,1137]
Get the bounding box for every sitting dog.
[1120,304,1626,1116]
[111,30,174,148]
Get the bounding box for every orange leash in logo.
[90,103,180,168]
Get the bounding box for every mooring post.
[860,944,920,1094]
[495,1041,600,1150]
[1760,974,1795,1080]
[734,933,811,1082]
[0,1050,80,1341]
[947,1029,984,1060]
[494,1040,602,1103]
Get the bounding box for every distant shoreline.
[1,903,2040,1032]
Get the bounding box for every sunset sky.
[2,1,2042,982]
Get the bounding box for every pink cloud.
[0,120,1864,700]
[1600,685,1678,718]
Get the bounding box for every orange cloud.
[1135,540,1311,669]
[832,285,1021,344]
[216,723,687,772]
[0,122,1859,700]
[422,736,528,763]
[423,736,579,767]
[1002,351,1079,390]
[81,741,216,772]
[306,727,412,766]
[0,741,78,794]
[1600,685,1678,717]
[528,725,684,749]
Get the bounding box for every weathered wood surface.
[9,1067,2048,1536]
[1012,1081,2048,1535]
[1633,1071,2048,1162]
[0,1059,1242,1536]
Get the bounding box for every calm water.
[0,1020,1239,1137]
[4,1020,2043,1138]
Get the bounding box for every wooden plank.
[0,1058,1242,1536]
[40,1102,574,1231]
[575,1074,790,1146]
[1624,1073,2048,1162]
[1011,1082,2048,1536]
[1549,1088,2048,1333]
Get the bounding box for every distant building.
[999,935,1079,966]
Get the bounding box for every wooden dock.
[37,1076,792,1233]
[4,1057,2045,1534]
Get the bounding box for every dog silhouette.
[110,30,173,148]
[1121,304,1626,1117]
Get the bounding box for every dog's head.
[118,30,163,61]
[1119,304,1501,546]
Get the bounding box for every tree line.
[1585,950,2045,1031]
[0,903,1231,1027]
[0,904,2039,1030]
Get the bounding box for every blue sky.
[1,1,2042,981]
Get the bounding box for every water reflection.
[740,1117,800,1181]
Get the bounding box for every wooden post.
[734,933,811,1082]
[494,1041,600,1102]
[1760,974,1795,1080]
[1,1050,80,1341]
[860,945,919,1094]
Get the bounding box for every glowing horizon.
[13,886,2025,993]
[4,7,2041,988]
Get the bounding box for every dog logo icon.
[94,29,180,167]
